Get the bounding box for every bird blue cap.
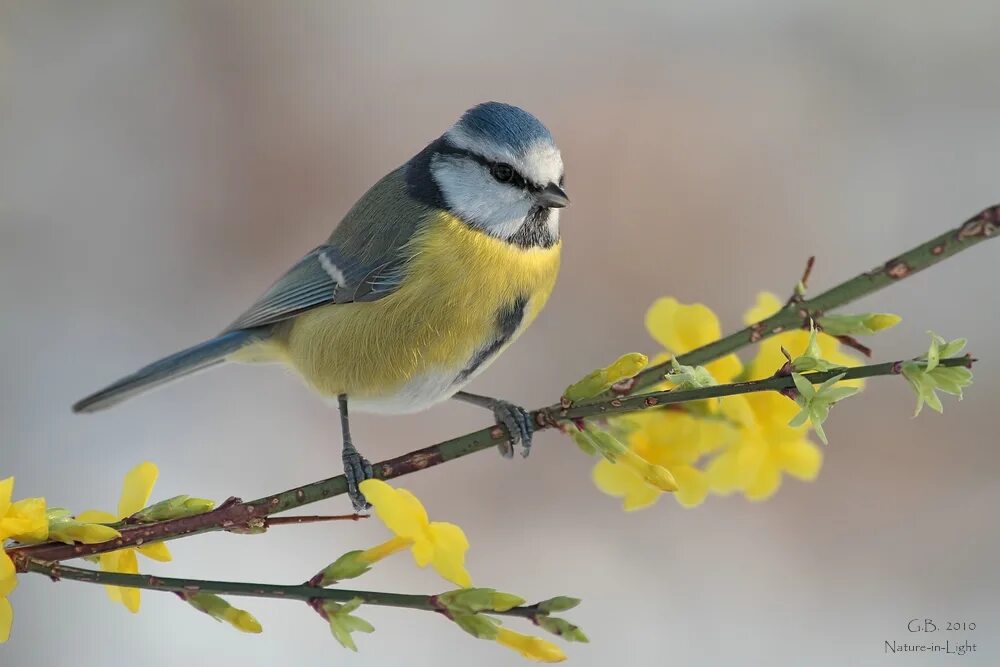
[453,102,554,154]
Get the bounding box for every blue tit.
[74,101,570,509]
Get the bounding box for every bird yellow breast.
[278,212,561,403]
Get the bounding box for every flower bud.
[817,313,902,336]
[438,588,525,614]
[131,495,215,522]
[536,616,589,643]
[184,593,262,634]
[563,353,648,402]
[315,550,372,586]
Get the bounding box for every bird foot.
[342,448,375,511]
[489,399,534,459]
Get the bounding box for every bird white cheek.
[432,158,533,238]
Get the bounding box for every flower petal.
[359,480,429,541]
[427,522,472,587]
[744,461,782,501]
[0,552,17,598]
[118,462,159,518]
[99,549,141,612]
[744,291,783,324]
[671,465,710,508]
[646,298,722,354]
[593,458,661,511]
[6,498,48,542]
[0,597,12,643]
[704,450,742,495]
[137,542,172,563]
[777,440,823,481]
[410,536,434,568]
[0,478,12,517]
[496,628,567,663]
[76,510,118,525]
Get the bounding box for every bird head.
[408,102,568,245]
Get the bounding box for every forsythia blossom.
[594,292,867,508]
[358,479,472,587]
[0,477,48,643]
[77,462,172,613]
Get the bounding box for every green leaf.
[902,356,973,417]
[537,596,582,614]
[322,599,374,652]
[665,358,718,391]
[788,372,856,444]
[790,325,843,373]
[791,373,816,401]
[536,616,590,643]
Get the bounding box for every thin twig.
[265,514,367,526]
[786,255,816,305]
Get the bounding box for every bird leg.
[452,391,533,458]
[339,394,374,510]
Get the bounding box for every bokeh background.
[2,2,999,665]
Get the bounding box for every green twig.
[19,558,540,619]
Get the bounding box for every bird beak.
[536,182,570,209]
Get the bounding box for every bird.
[73,101,569,510]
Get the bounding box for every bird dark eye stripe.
[435,143,539,192]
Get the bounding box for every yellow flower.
[495,627,567,662]
[77,462,172,613]
[646,297,742,384]
[358,479,472,588]
[593,412,731,510]
[0,477,49,643]
[593,297,747,511]
[705,392,822,500]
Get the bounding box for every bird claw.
[490,400,534,459]
[343,449,374,511]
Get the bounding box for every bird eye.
[490,163,514,184]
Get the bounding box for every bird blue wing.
[223,167,430,332]
[223,245,407,332]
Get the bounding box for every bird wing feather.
[223,168,427,332]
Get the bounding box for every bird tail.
[72,328,271,413]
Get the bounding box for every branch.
[11,356,972,565]
[19,558,541,620]
[558,356,972,420]
[598,203,999,400]
[9,205,996,565]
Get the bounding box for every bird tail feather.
[72,328,270,413]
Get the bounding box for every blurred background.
[1,2,998,665]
